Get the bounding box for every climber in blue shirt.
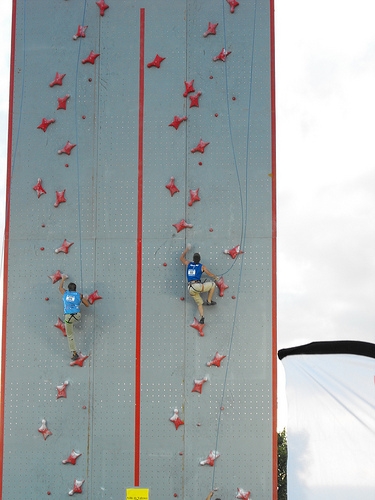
[180,245,219,324]
[59,275,90,360]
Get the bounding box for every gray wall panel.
[2,1,276,498]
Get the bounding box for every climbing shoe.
[71,352,79,361]
[199,317,205,324]
[206,300,217,306]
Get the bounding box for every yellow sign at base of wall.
[126,487,149,500]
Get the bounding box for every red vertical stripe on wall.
[134,7,145,488]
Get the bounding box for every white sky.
[276,0,375,427]
[0,1,374,431]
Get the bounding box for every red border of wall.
[0,1,17,497]
[270,0,278,497]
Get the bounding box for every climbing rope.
[73,0,88,292]
[211,0,258,490]
[10,0,27,176]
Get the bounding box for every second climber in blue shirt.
[59,274,90,360]
[180,244,219,324]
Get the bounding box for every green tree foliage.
[278,428,287,499]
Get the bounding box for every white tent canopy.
[279,341,375,500]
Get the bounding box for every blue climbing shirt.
[187,262,203,282]
[63,291,81,314]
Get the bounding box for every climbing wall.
[1,1,276,499]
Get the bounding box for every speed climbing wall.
[1,0,276,499]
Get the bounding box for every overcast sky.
[276,0,375,426]
[0,1,374,430]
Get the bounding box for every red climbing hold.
[200,450,220,466]
[54,190,67,208]
[215,276,229,297]
[55,239,74,254]
[56,381,69,399]
[169,408,184,430]
[33,178,46,198]
[213,48,231,62]
[172,219,193,233]
[49,270,63,284]
[70,353,89,367]
[96,0,109,16]
[189,91,202,108]
[58,141,76,155]
[207,352,226,367]
[37,118,55,132]
[188,189,200,206]
[82,51,100,64]
[166,177,180,196]
[147,54,165,68]
[62,450,82,465]
[192,377,208,394]
[203,22,218,37]
[54,317,67,337]
[190,317,205,337]
[73,25,88,40]
[57,94,70,110]
[227,0,240,13]
[236,488,251,500]
[183,79,195,97]
[38,419,52,440]
[224,244,244,259]
[69,479,85,496]
[191,139,209,154]
[49,72,66,87]
[88,290,102,304]
[169,116,187,130]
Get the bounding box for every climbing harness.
[65,313,79,324]
[187,279,203,293]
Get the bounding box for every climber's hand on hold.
[82,295,90,307]
[180,244,191,265]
